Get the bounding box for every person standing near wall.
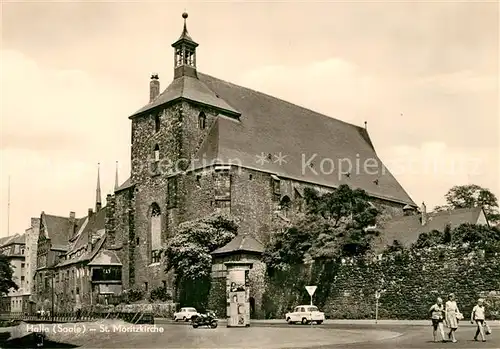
[445,293,462,343]
[429,297,446,342]
[471,298,486,342]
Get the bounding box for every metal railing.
[0,311,154,324]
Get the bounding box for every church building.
[108,12,416,313]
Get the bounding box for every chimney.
[150,74,160,102]
[88,208,93,219]
[421,202,427,226]
[69,211,76,238]
[31,217,40,230]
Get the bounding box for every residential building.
[377,203,490,249]
[33,167,123,311]
[0,234,29,313]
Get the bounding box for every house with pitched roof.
[0,234,29,313]
[109,12,417,304]
[376,202,490,250]
[33,166,123,311]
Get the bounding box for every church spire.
[114,161,119,191]
[172,12,198,79]
[96,163,102,212]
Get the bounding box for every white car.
[173,307,198,322]
[285,305,325,324]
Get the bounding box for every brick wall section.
[105,194,116,247]
[114,188,135,288]
[26,218,40,295]
[230,169,274,244]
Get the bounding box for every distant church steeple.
[114,161,119,191]
[172,12,198,79]
[96,163,102,212]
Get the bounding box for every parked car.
[285,305,325,324]
[173,307,199,322]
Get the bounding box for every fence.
[0,310,154,324]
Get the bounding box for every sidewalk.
[156,318,500,327]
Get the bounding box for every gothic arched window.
[279,195,291,217]
[198,112,206,129]
[150,203,162,263]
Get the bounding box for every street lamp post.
[375,290,381,324]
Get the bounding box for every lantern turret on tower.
[172,12,198,79]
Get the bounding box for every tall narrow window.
[154,113,161,133]
[198,112,206,129]
[214,169,231,214]
[150,203,162,264]
[152,144,160,175]
[279,196,291,218]
[167,177,178,208]
[154,144,160,162]
[271,175,280,201]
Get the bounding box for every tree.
[434,184,500,224]
[0,254,18,296]
[264,184,380,271]
[163,213,238,309]
[412,223,500,250]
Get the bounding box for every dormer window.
[154,113,161,133]
[198,112,206,129]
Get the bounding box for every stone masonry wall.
[25,218,40,295]
[262,247,500,320]
[114,188,133,289]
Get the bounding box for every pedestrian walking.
[471,298,486,342]
[445,293,462,343]
[429,297,446,342]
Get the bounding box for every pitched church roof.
[376,206,487,249]
[125,12,416,207]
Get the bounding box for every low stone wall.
[82,302,177,318]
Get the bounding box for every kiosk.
[224,261,253,327]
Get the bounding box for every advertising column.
[225,262,253,327]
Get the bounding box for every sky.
[1,1,499,237]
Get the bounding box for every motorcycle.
[191,311,218,329]
[33,332,46,348]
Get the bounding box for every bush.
[121,288,145,303]
[148,286,173,303]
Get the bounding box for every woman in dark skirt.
[429,297,446,342]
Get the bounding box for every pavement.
[1,318,499,348]
[156,318,500,327]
